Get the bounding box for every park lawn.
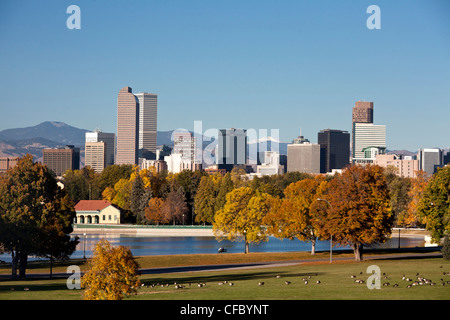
[1,257,449,300]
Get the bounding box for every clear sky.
[0,0,449,151]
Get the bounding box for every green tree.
[417,166,450,243]
[130,169,152,224]
[0,154,78,279]
[194,175,217,225]
[81,239,140,300]
[215,172,234,213]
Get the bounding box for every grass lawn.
[1,255,449,300]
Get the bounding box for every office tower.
[43,145,80,176]
[352,101,374,124]
[318,129,350,173]
[85,130,115,167]
[217,128,247,172]
[85,142,106,173]
[0,157,19,173]
[173,131,196,163]
[134,92,158,160]
[417,148,444,176]
[352,123,386,160]
[117,86,139,165]
[287,138,320,174]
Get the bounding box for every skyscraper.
[287,136,320,174]
[43,145,80,176]
[116,86,139,165]
[135,92,158,160]
[352,123,386,160]
[217,128,247,172]
[417,148,444,176]
[318,129,350,173]
[352,101,374,124]
[85,142,106,173]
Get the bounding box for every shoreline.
[71,225,432,240]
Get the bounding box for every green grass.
[1,257,449,300]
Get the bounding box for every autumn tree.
[402,170,429,227]
[264,177,327,255]
[213,187,270,253]
[0,154,78,279]
[215,172,234,213]
[317,165,393,261]
[161,186,189,225]
[81,239,141,300]
[384,168,412,227]
[417,166,450,244]
[144,197,164,225]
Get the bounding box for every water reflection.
[69,233,426,260]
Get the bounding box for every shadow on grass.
[140,269,324,287]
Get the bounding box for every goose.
[229,282,234,286]
[24,288,29,291]
[258,282,264,286]
[383,282,390,286]
[197,283,203,287]
[285,281,291,285]
[218,282,224,285]
[406,284,412,288]
[316,280,321,284]
[276,275,281,278]
[351,275,356,279]
[393,284,399,288]
[304,280,308,285]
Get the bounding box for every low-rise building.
[74,200,121,225]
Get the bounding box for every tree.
[194,175,217,225]
[161,187,189,225]
[318,165,393,261]
[130,169,152,224]
[264,177,327,255]
[215,172,234,213]
[144,197,164,225]
[81,239,140,300]
[403,170,429,227]
[0,154,78,279]
[417,166,450,243]
[384,168,412,227]
[213,187,270,253]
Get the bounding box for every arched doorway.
[94,215,99,224]
[87,215,92,224]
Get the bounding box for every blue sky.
[0,0,449,151]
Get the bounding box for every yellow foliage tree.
[81,239,141,300]
[213,187,271,253]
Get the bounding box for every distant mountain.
[0,121,88,147]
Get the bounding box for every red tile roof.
[74,200,112,211]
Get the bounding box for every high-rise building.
[352,101,374,124]
[43,145,80,176]
[173,131,197,163]
[318,129,350,173]
[117,87,139,165]
[85,130,115,168]
[417,148,444,176]
[134,92,158,160]
[287,138,320,174]
[352,123,386,160]
[85,142,106,173]
[256,151,284,175]
[0,157,19,173]
[217,128,248,172]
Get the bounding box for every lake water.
[0,233,426,262]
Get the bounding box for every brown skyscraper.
[352,101,374,123]
[117,86,139,165]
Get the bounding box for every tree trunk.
[245,241,249,254]
[311,239,316,255]
[353,243,364,261]
[50,255,53,279]
[11,251,19,280]
[18,252,28,279]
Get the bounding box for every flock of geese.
[351,268,450,288]
[139,268,450,291]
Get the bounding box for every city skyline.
[1,1,449,151]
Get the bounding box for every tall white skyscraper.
[352,123,386,160]
[134,92,158,160]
